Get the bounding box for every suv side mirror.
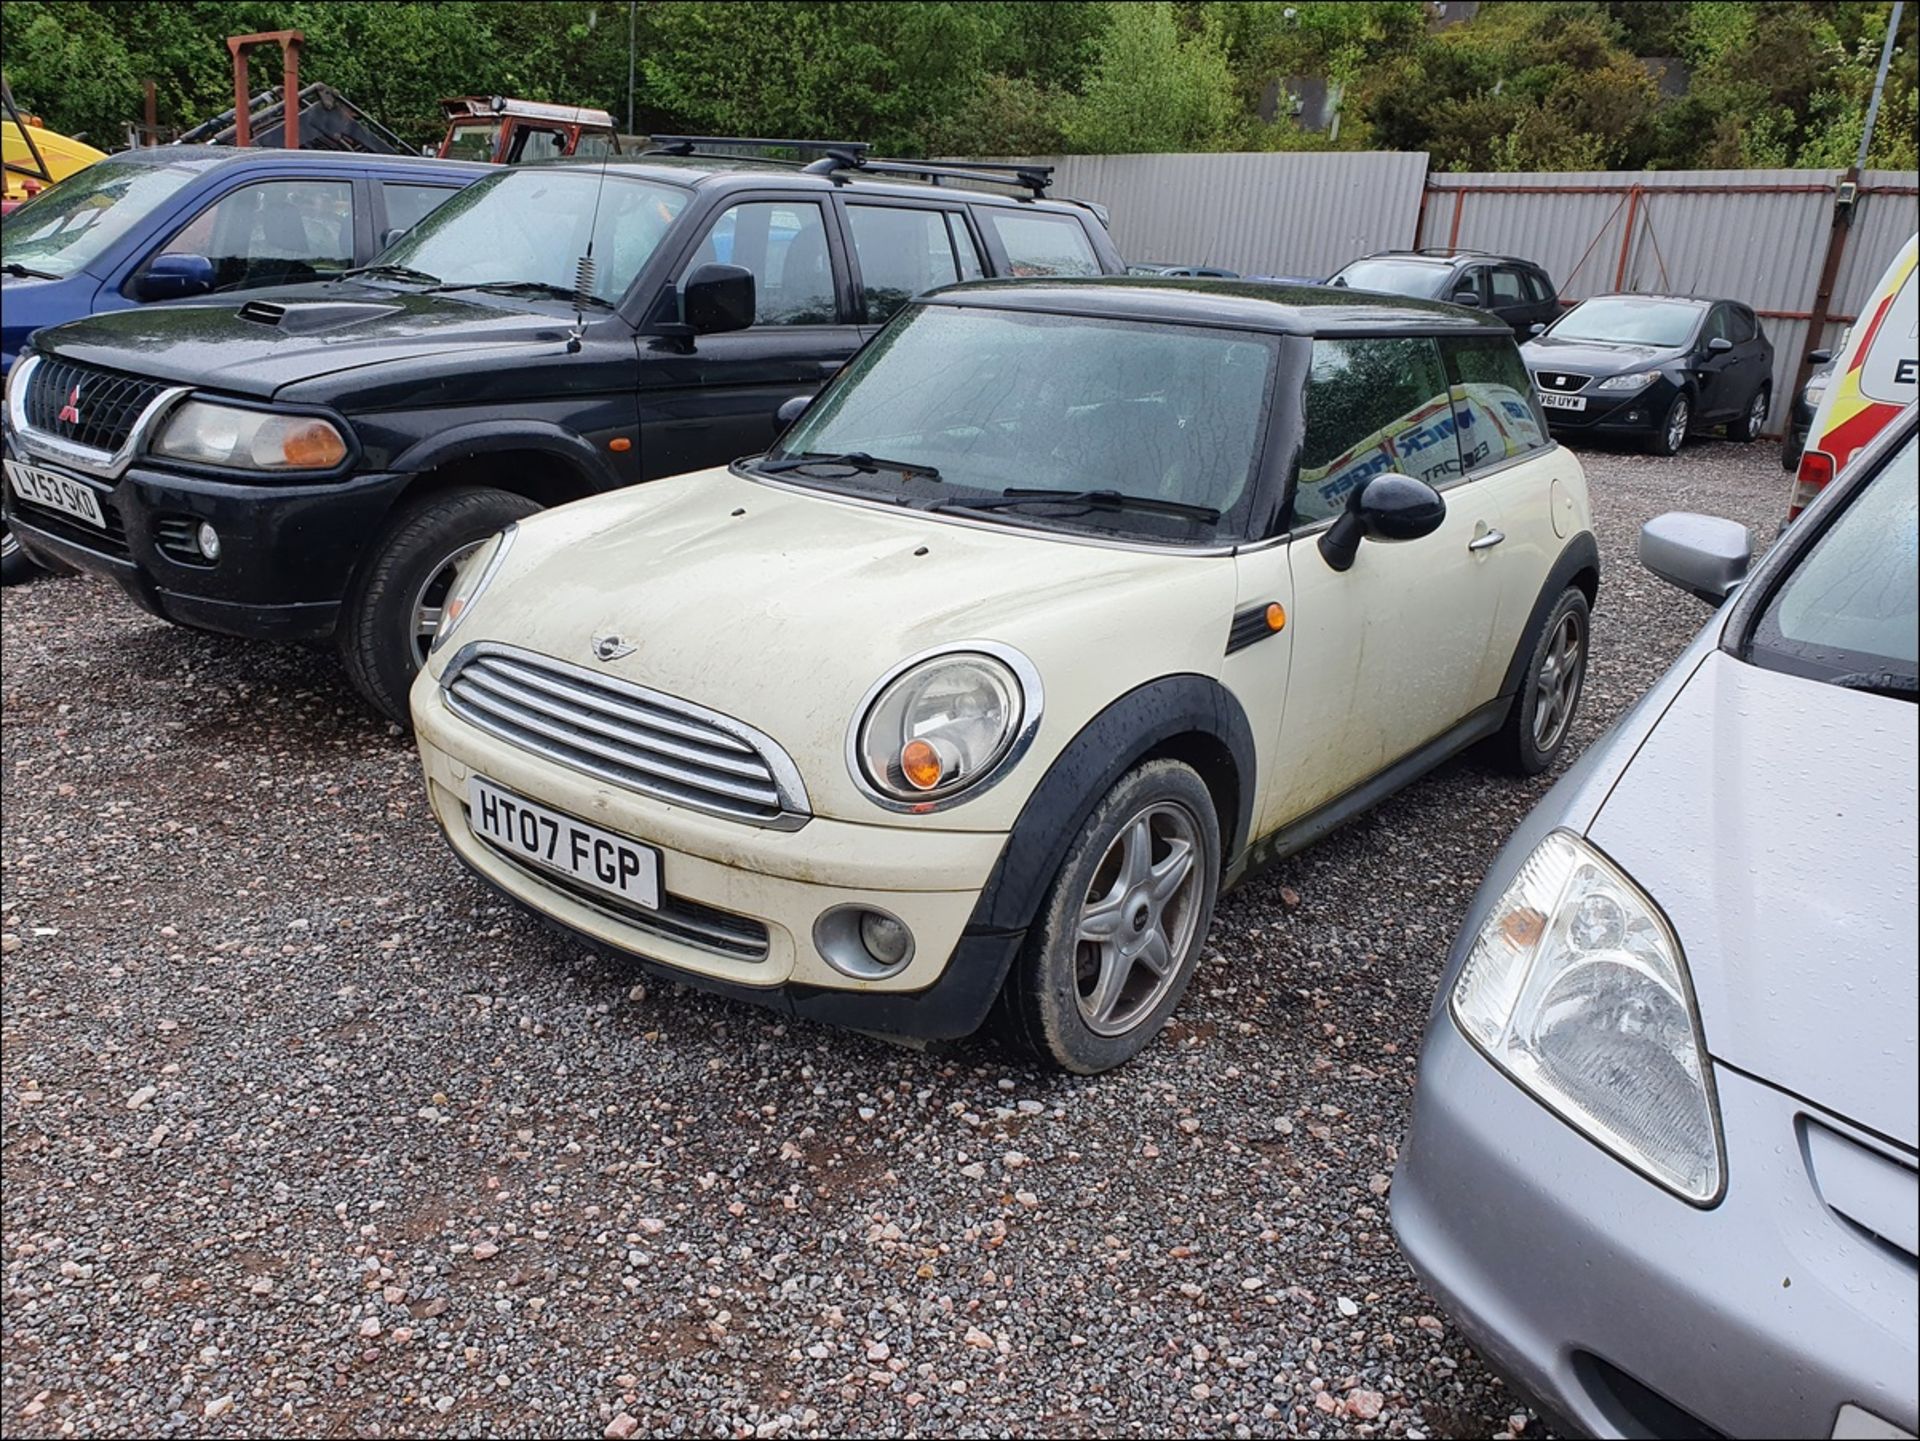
[1528,321,1547,336]
[775,394,812,430]
[1640,512,1753,603]
[683,262,755,335]
[1319,473,1447,573]
[1451,288,1482,307]
[132,253,216,302]
[380,227,407,250]
[1706,336,1734,354]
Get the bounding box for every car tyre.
[1,525,43,585]
[337,486,541,725]
[1729,384,1769,442]
[1000,759,1221,1074]
[1487,587,1590,776]
[1648,393,1690,456]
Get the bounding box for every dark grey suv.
[1329,248,1561,337]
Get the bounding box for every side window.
[1449,268,1486,305]
[574,132,615,158]
[983,210,1100,277]
[1526,271,1556,305]
[847,205,962,324]
[682,201,836,326]
[380,183,456,241]
[1442,335,1551,470]
[1727,306,1758,344]
[1702,305,1733,345]
[508,127,565,164]
[1489,267,1528,306]
[154,178,354,292]
[949,214,984,282]
[1294,337,1461,527]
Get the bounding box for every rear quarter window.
[982,210,1101,278]
[1440,335,1551,469]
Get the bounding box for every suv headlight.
[1595,371,1657,391]
[151,400,348,470]
[1451,830,1723,1204]
[430,525,516,655]
[850,646,1040,807]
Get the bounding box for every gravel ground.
[2,439,1790,1439]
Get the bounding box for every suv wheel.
[1001,759,1221,1073]
[338,486,541,724]
[1,525,40,586]
[1487,587,1590,776]
[1729,384,1769,443]
[1648,394,1690,456]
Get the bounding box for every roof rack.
[805,153,1053,198]
[645,135,870,160]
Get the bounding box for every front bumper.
[413,678,1024,1040]
[2,440,408,641]
[1537,377,1682,438]
[1394,1014,1919,1439]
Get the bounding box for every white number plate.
[467,776,660,910]
[4,458,106,528]
[1537,391,1588,412]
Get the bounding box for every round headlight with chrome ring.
[848,643,1043,810]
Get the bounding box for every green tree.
[1062,1,1243,152]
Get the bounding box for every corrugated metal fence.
[974,152,1918,434]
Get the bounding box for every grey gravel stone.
[0,441,1788,1436]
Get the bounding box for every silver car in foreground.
[1393,406,1918,1439]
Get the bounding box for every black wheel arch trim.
[389,420,618,493]
[1498,531,1601,703]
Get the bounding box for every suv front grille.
[24,358,172,456]
[441,644,809,829]
[1533,370,1591,393]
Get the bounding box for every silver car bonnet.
[1588,648,1919,1149]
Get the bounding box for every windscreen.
[1330,258,1449,298]
[769,303,1278,544]
[1549,297,1703,347]
[378,169,691,306]
[442,123,500,162]
[2,157,205,278]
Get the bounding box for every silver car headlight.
[430,525,516,655]
[850,645,1040,808]
[1595,371,1657,392]
[1451,830,1723,1204]
[151,400,348,470]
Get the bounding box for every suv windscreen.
[1746,432,1918,696]
[764,302,1277,545]
[1,157,208,278]
[1330,258,1449,298]
[376,169,691,306]
[1549,297,1702,347]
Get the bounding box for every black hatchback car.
[1521,293,1775,456]
[1328,248,1561,337]
[0,139,1123,721]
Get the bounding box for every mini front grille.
[24,357,172,455]
[442,644,809,829]
[1533,370,1591,393]
[12,492,130,558]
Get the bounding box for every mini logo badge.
[57,384,81,425]
[591,633,634,662]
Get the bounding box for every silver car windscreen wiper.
[751,451,943,481]
[341,262,442,285]
[1827,669,1918,698]
[934,487,1221,524]
[423,279,613,307]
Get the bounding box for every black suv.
[1328,248,1561,337]
[1,138,1123,720]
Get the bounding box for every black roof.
[922,277,1512,335]
[530,154,1097,213]
[86,145,491,178]
[1348,248,1540,270]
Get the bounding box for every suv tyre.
[2,527,42,586]
[338,486,541,724]
[1487,587,1589,776]
[1001,759,1221,1073]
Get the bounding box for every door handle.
[1468,528,1506,552]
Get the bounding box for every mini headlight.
[1451,830,1723,1204]
[851,648,1037,806]
[430,525,516,655]
[1595,371,1657,392]
[151,401,348,470]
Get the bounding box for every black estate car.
[1328,248,1561,337]
[1521,293,1775,456]
[0,139,1123,721]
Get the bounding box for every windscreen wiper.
[2,262,61,280]
[426,279,612,307]
[934,487,1220,523]
[341,262,442,285]
[751,450,943,480]
[1827,670,1918,698]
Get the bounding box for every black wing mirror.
[132,253,216,302]
[1451,288,1482,307]
[774,394,812,430]
[1319,473,1447,573]
[1808,348,1832,365]
[683,262,755,335]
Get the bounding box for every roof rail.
[645,135,871,160]
[1412,246,1493,257]
[807,153,1054,199]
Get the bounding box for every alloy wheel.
[409,540,483,665]
[1531,610,1584,753]
[1666,398,1690,454]
[1747,390,1767,439]
[1073,800,1205,1037]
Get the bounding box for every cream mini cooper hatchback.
[412,279,1598,1072]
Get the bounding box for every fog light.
[814,905,916,980]
[196,522,221,560]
